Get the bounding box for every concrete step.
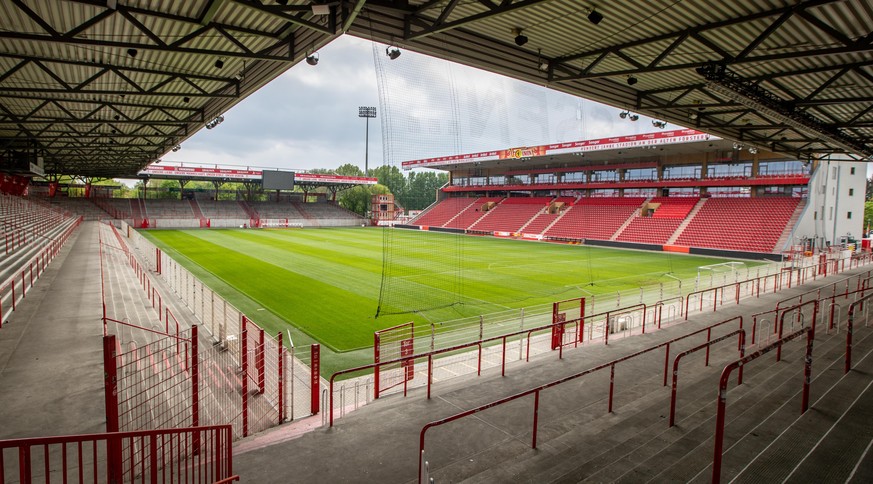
[725,328,873,483]
[454,324,856,483]
[442,334,769,482]
[611,324,870,483]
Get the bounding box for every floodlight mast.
[358,106,377,175]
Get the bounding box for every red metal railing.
[684,270,792,320]
[669,329,746,427]
[845,292,873,373]
[0,216,82,326]
[332,300,672,426]
[711,326,813,484]
[416,315,744,482]
[0,425,237,484]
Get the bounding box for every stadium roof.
[401,129,725,172]
[139,163,378,187]
[1,1,870,178]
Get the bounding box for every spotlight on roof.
[512,28,528,46]
[205,114,224,130]
[172,145,181,152]
[587,8,604,25]
[629,114,639,121]
[311,3,330,15]
[619,110,629,119]
[652,120,667,129]
[306,53,319,66]
[732,142,744,150]
[748,146,758,155]
[385,46,401,60]
[127,48,137,57]
[214,59,224,69]
[182,96,190,103]
[627,75,638,85]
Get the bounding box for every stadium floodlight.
[512,28,528,46]
[652,120,667,128]
[306,52,319,66]
[619,110,629,119]
[386,46,401,60]
[748,146,758,154]
[127,48,137,57]
[214,59,224,69]
[205,114,224,129]
[359,106,377,175]
[172,145,181,152]
[627,75,638,85]
[629,113,639,121]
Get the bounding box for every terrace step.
[728,332,873,482]
[604,324,871,483]
[451,321,863,483]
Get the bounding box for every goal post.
[552,297,586,349]
[374,322,414,398]
[697,261,747,286]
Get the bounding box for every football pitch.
[143,227,741,353]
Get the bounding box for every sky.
[142,34,682,178]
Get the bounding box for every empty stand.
[411,198,477,227]
[469,197,553,233]
[674,197,800,253]
[545,197,644,241]
[617,197,699,245]
[443,197,503,230]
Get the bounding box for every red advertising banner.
[401,129,714,170]
[138,165,377,185]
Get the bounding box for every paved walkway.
[0,221,105,439]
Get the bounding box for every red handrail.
[669,329,745,427]
[0,425,234,484]
[845,292,873,373]
[711,326,813,484]
[331,300,658,425]
[417,315,743,482]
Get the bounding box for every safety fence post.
[311,344,321,415]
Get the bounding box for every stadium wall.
[790,159,866,246]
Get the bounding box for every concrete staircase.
[775,198,807,252]
[611,208,641,241]
[432,314,871,483]
[666,197,707,245]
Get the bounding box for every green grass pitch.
[143,227,740,354]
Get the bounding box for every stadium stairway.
[231,267,873,483]
[666,198,707,245]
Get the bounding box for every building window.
[849,188,854,196]
[848,212,852,219]
[851,167,856,175]
[829,207,834,220]
[814,211,817,220]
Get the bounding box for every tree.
[338,183,390,216]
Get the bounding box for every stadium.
[1,1,872,483]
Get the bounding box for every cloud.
[165,35,689,174]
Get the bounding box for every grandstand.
[402,130,864,257]
[1,1,871,483]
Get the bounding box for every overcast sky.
[149,35,680,176]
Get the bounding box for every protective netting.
[372,41,659,318]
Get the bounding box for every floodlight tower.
[358,106,377,175]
